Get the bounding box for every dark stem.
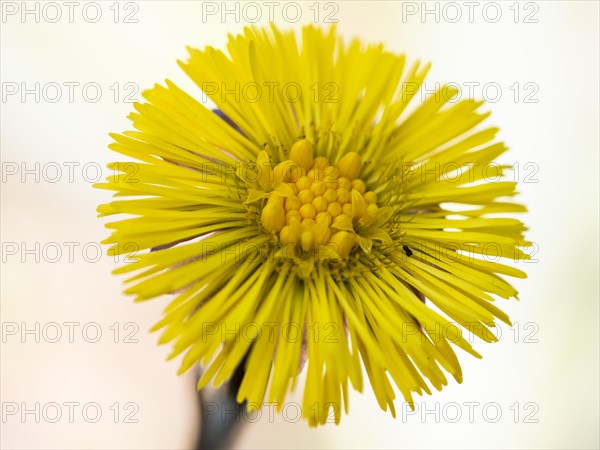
[195,356,248,450]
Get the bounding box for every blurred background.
[1,1,598,448]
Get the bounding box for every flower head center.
[259,140,379,259]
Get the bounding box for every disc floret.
[258,139,379,263]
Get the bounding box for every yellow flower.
[96,25,531,426]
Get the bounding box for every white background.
[1,1,598,448]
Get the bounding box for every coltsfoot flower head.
[96,25,531,426]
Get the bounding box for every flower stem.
[195,357,248,450]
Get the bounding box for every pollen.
[259,144,377,259]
